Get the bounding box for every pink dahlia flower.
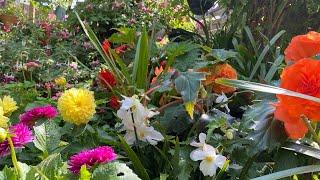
[0,123,33,157]
[68,146,117,173]
[19,105,58,127]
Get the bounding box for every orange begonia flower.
[198,63,237,94]
[284,31,320,63]
[274,58,320,139]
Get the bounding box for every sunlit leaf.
[252,165,320,180]
[215,78,320,103]
[184,101,195,119]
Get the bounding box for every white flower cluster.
[190,133,227,177]
[117,96,164,145]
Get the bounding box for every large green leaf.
[164,41,199,71]
[252,165,320,180]
[173,49,201,71]
[174,72,205,102]
[160,105,192,134]
[215,78,320,103]
[92,162,140,180]
[118,136,150,180]
[33,121,61,154]
[133,29,149,90]
[242,102,286,153]
[26,153,64,180]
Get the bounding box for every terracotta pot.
[0,14,18,26]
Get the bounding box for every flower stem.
[301,115,320,145]
[7,136,21,179]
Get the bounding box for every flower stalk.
[7,135,21,178]
[301,115,320,145]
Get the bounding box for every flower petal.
[199,133,207,144]
[214,155,227,168]
[190,149,206,161]
[200,159,217,177]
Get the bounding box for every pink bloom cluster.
[0,124,33,157]
[68,146,117,173]
[19,105,58,127]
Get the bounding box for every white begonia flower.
[190,133,227,177]
[117,96,163,145]
[215,93,230,112]
[190,148,227,177]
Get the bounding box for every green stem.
[7,136,21,179]
[301,116,320,145]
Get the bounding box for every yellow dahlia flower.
[0,95,18,116]
[58,88,96,125]
[55,76,67,87]
[0,107,9,128]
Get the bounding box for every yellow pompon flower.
[55,76,67,87]
[58,88,96,125]
[0,95,18,116]
[0,107,9,128]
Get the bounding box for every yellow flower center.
[139,131,145,138]
[205,156,214,162]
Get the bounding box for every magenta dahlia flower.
[0,123,33,157]
[19,105,58,127]
[68,146,117,173]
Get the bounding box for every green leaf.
[264,55,284,83]
[249,30,286,80]
[252,165,320,180]
[118,136,150,180]
[109,27,136,44]
[242,101,286,152]
[173,49,201,71]
[26,153,64,180]
[160,105,192,134]
[92,162,140,180]
[215,78,320,103]
[75,12,125,87]
[80,165,91,180]
[282,142,320,160]
[18,162,31,180]
[174,71,205,102]
[206,116,227,141]
[133,29,149,90]
[33,121,61,153]
[244,26,258,55]
[160,174,169,180]
[165,41,199,71]
[211,49,237,61]
[2,166,17,180]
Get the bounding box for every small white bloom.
[190,133,227,177]
[190,147,227,177]
[215,93,230,112]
